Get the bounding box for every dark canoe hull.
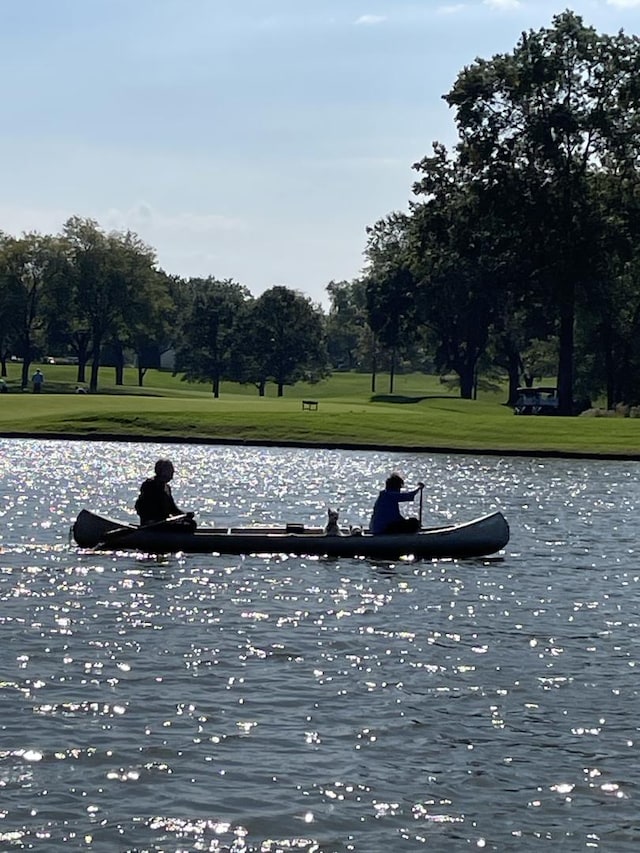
[73,509,509,559]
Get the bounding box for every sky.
[2,0,640,307]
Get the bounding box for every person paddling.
[135,459,196,530]
[370,473,424,535]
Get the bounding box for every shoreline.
[2,430,639,462]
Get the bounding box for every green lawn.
[0,364,636,457]
[2,363,475,400]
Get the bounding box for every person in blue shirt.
[370,473,424,534]
[32,369,44,393]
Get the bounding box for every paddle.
[96,513,189,548]
[411,481,425,530]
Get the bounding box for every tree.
[366,264,417,394]
[364,213,421,394]
[444,10,640,412]
[0,234,13,377]
[62,217,159,392]
[325,279,371,371]
[175,278,251,397]
[110,239,168,386]
[129,270,176,387]
[409,146,513,400]
[0,232,66,389]
[231,301,270,395]
[578,248,640,408]
[245,286,328,397]
[570,168,640,408]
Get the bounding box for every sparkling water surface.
[1,438,639,852]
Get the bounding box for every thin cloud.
[436,4,468,13]
[607,0,640,7]
[105,204,246,237]
[483,0,522,9]
[354,14,387,25]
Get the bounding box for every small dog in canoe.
[325,508,341,536]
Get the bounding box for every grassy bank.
[0,365,638,458]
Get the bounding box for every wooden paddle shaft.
[103,513,188,542]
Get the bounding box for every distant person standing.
[32,369,44,393]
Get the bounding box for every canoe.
[72,509,509,560]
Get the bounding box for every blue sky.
[2,0,640,306]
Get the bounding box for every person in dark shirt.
[370,473,424,535]
[135,459,195,529]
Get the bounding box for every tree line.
[0,217,433,399]
[3,12,640,410]
[360,10,640,414]
[0,217,329,396]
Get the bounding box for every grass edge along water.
[0,367,637,458]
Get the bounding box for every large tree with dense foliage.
[573,170,640,408]
[0,232,13,377]
[442,10,640,412]
[244,286,328,397]
[58,218,111,387]
[129,270,178,387]
[62,217,160,392]
[409,145,518,399]
[175,277,251,397]
[0,232,66,389]
[325,279,371,372]
[108,244,170,386]
[363,213,422,393]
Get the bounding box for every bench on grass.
[302,400,318,411]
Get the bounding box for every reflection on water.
[1,439,640,850]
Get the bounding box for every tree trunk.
[370,334,377,393]
[114,345,125,385]
[277,383,284,397]
[459,364,475,399]
[557,286,575,416]
[388,348,396,393]
[506,350,521,407]
[73,331,92,384]
[21,360,30,391]
[90,340,101,392]
[137,366,147,387]
[602,323,614,410]
[212,376,220,398]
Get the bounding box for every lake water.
[1,438,639,852]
